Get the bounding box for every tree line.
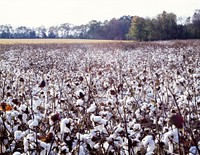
[0,10,200,41]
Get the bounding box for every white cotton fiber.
[87,103,96,113]
[14,130,24,140]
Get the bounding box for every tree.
[72,24,88,39]
[87,20,104,39]
[146,18,160,40]
[192,10,200,38]
[14,26,31,38]
[128,16,148,41]
[156,11,178,40]
[58,23,71,38]
[35,26,47,38]
[48,26,58,38]
[104,16,132,40]
[0,25,13,38]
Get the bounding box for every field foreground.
[0,40,200,155]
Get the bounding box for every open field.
[0,39,132,44]
[0,40,200,155]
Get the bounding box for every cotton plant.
[60,118,72,134]
[189,142,200,155]
[59,145,71,155]
[27,115,42,129]
[161,128,179,154]
[23,133,37,153]
[0,41,200,154]
[86,103,97,113]
[14,130,24,140]
[99,110,113,120]
[142,135,155,153]
[90,114,108,126]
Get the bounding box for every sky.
[0,0,199,27]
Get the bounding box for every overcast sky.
[0,0,199,27]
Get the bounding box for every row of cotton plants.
[0,41,199,155]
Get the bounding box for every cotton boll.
[126,97,135,106]
[79,145,86,155]
[5,112,12,122]
[23,137,29,152]
[26,133,36,142]
[106,98,115,107]
[28,119,39,129]
[131,139,141,154]
[90,114,102,123]
[87,103,96,113]
[94,143,100,149]
[13,152,21,155]
[92,114,108,125]
[133,123,141,131]
[60,118,71,134]
[168,142,174,154]
[90,114,108,125]
[75,89,85,98]
[40,150,47,155]
[10,110,19,117]
[145,152,154,155]
[99,110,107,116]
[5,124,12,133]
[76,99,84,106]
[39,140,51,152]
[162,128,178,145]
[106,134,115,143]
[61,125,71,134]
[19,104,27,112]
[158,117,166,126]
[45,103,50,112]
[161,128,179,153]
[32,97,42,111]
[0,117,3,123]
[76,133,90,142]
[14,130,24,140]
[118,106,124,115]
[115,125,124,135]
[13,124,19,132]
[103,141,110,151]
[142,135,155,153]
[32,87,40,95]
[60,145,69,154]
[189,146,199,155]
[22,113,28,123]
[115,136,123,145]
[99,110,113,120]
[103,81,110,89]
[135,108,143,119]
[141,103,148,111]
[106,111,113,120]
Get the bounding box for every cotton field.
[0,41,200,155]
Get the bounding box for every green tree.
[156,11,178,40]
[128,16,148,41]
